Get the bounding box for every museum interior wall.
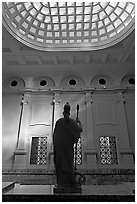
[2,1,135,184]
[2,64,135,184]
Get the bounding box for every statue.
[53,102,82,190]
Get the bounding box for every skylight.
[2,2,135,51]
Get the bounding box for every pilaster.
[13,93,30,169]
[85,92,97,168]
[116,91,134,168]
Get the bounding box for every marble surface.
[3,182,135,195]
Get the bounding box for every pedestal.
[53,185,81,194]
[13,149,27,169]
[85,149,98,168]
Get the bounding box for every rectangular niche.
[30,103,51,125]
[30,96,52,126]
[95,102,116,125]
[99,136,118,165]
[30,137,47,165]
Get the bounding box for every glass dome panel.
[2,2,135,51]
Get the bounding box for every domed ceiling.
[2,2,135,51]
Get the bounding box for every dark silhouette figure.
[53,102,82,186]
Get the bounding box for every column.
[116,91,134,168]
[13,93,30,169]
[85,92,97,168]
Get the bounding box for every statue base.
[53,185,81,194]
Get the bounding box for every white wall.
[2,73,135,170]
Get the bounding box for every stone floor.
[3,182,135,195]
[2,182,135,202]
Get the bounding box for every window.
[74,138,82,165]
[3,2,135,51]
[30,137,47,165]
[99,136,118,165]
[69,79,77,86]
[99,78,106,85]
[128,78,135,85]
[40,80,47,86]
[10,80,18,87]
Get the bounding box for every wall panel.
[26,94,53,168]
[2,94,22,168]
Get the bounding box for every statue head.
[63,102,71,118]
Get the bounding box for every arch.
[32,76,55,89]
[2,76,25,90]
[121,74,135,88]
[90,74,115,88]
[60,75,85,89]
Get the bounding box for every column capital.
[116,92,125,103]
[85,92,93,104]
[53,92,61,104]
[21,93,30,105]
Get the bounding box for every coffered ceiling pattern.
[3,2,135,51]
